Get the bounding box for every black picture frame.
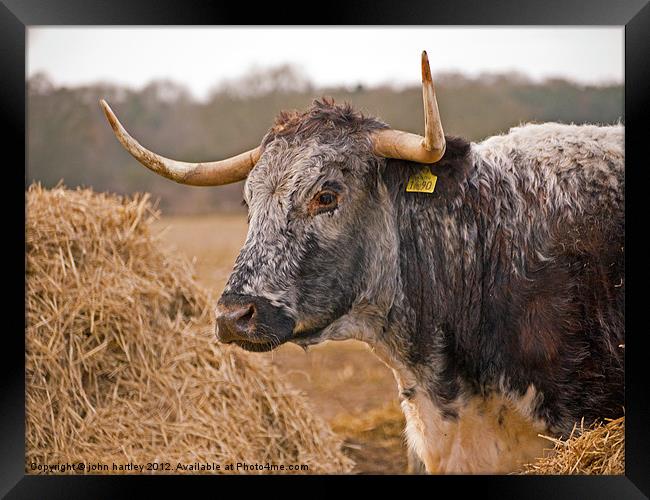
[4,0,648,497]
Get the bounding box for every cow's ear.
[422,136,473,205]
[380,136,473,205]
[428,136,473,186]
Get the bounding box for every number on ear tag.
[406,167,437,193]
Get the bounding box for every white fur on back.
[476,122,624,166]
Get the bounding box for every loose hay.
[519,417,624,475]
[26,184,354,474]
[331,403,408,474]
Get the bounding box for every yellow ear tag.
[406,167,437,193]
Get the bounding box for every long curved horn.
[372,51,446,164]
[99,99,260,186]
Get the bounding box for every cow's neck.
[378,137,482,411]
[374,144,551,473]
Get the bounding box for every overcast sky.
[28,27,623,101]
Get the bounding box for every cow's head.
[100,51,446,352]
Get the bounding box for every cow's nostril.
[215,294,295,350]
[235,304,255,330]
[216,302,257,343]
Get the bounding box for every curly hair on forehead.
[262,97,388,147]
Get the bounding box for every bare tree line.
[28,66,623,214]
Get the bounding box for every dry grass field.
[151,213,409,474]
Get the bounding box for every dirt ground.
[152,213,409,474]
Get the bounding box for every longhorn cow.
[101,51,624,473]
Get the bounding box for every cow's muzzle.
[215,293,295,352]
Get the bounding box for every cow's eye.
[318,193,336,206]
[309,190,339,215]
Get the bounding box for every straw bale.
[26,184,354,474]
